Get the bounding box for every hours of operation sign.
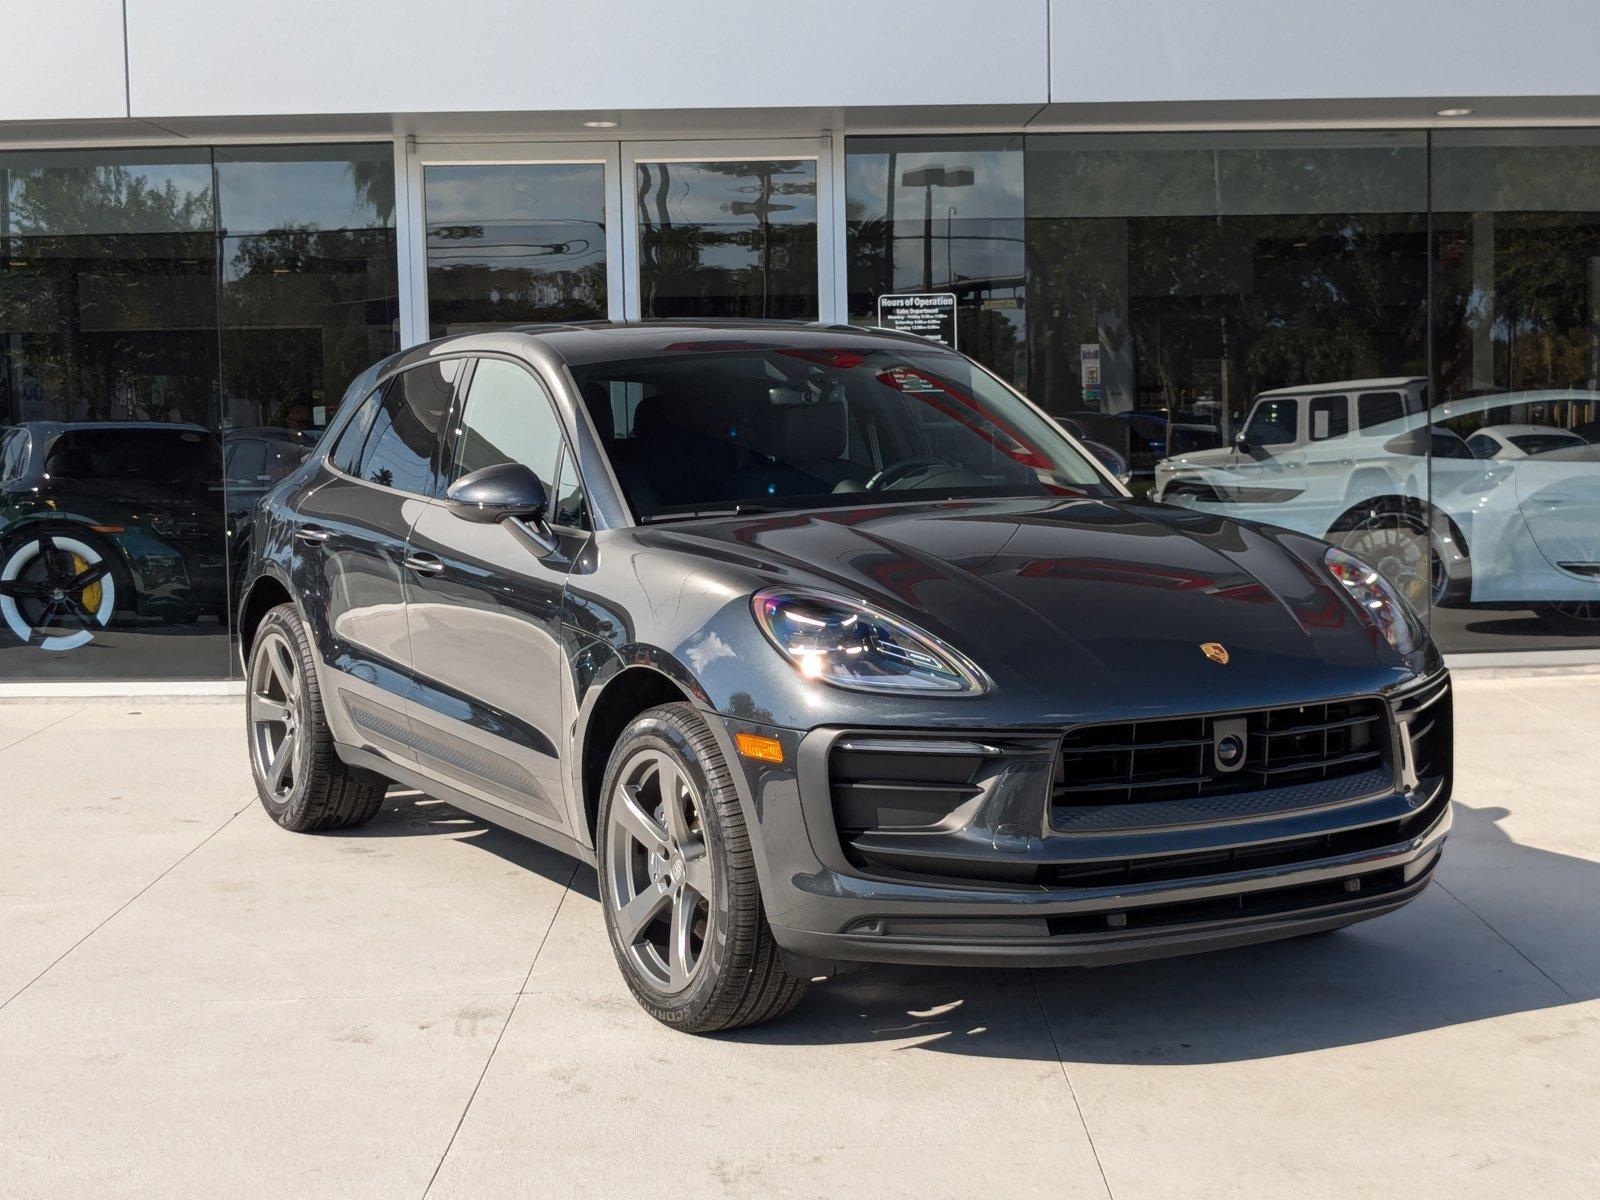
[875,292,957,348]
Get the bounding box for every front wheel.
[598,703,806,1033]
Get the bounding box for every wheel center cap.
[669,855,684,883]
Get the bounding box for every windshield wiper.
[640,502,781,524]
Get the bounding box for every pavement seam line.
[0,704,87,755]
[0,793,257,1015]
[1434,877,1597,1022]
[421,861,579,1200]
[1028,969,1116,1200]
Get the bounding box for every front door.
[405,137,837,338]
[402,355,581,832]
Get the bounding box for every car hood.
[652,497,1421,722]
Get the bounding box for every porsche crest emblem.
[1200,642,1230,665]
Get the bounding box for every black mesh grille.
[1053,697,1390,812]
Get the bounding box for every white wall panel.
[125,0,1051,118]
[0,0,127,120]
[1049,0,1600,104]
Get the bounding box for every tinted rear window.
[43,429,217,488]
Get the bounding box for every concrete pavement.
[1,674,1597,1198]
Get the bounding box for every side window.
[358,361,460,495]
[1466,434,1498,460]
[1357,391,1405,431]
[1,429,30,481]
[225,439,268,485]
[1308,395,1350,441]
[1244,398,1298,446]
[329,387,383,475]
[450,358,564,491]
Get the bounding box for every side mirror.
[1233,430,1252,454]
[446,462,548,525]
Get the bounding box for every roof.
[1255,377,1427,397]
[4,420,213,435]
[1477,423,1587,438]
[409,319,947,368]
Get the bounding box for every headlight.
[1323,546,1425,656]
[751,588,988,695]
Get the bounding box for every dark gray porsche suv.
[237,322,1452,1033]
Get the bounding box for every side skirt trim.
[338,743,597,868]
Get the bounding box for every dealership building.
[4,0,1600,689]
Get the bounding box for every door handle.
[294,525,331,545]
[403,552,444,576]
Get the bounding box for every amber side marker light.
[735,733,785,764]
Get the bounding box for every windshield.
[1509,432,1586,455]
[570,346,1112,520]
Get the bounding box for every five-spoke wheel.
[249,626,303,803]
[605,748,714,994]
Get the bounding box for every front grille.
[1053,697,1390,814]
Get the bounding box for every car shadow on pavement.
[719,802,1598,1064]
[327,788,585,891]
[337,791,1595,1064]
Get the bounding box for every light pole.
[899,165,972,290]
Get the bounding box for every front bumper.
[711,673,1452,972]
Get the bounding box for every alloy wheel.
[1340,512,1440,610]
[605,749,714,995]
[249,629,302,803]
[0,534,116,651]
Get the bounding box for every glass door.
[620,140,836,321]
[405,142,626,340]
[400,137,839,344]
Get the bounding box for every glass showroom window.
[0,149,228,681]
[1430,129,1600,650]
[846,136,1026,388]
[636,159,818,319]
[0,144,398,683]
[423,162,608,335]
[214,144,399,634]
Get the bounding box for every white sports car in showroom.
[1466,424,1590,460]
[1152,382,1600,633]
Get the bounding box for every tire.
[0,529,124,652]
[246,603,388,832]
[597,702,807,1033]
[1327,497,1470,610]
[1536,603,1600,637]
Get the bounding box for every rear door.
[290,360,462,766]
[403,356,587,833]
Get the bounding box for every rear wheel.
[598,703,806,1033]
[1537,601,1600,636]
[247,603,387,831]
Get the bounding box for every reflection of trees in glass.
[1,163,216,426]
[426,219,607,330]
[1024,142,1428,423]
[637,161,817,319]
[221,225,399,430]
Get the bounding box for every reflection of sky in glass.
[216,145,393,235]
[847,143,1025,291]
[425,163,605,223]
[636,160,816,273]
[2,149,213,237]
[424,164,606,273]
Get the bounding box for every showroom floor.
[2,673,1598,1199]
